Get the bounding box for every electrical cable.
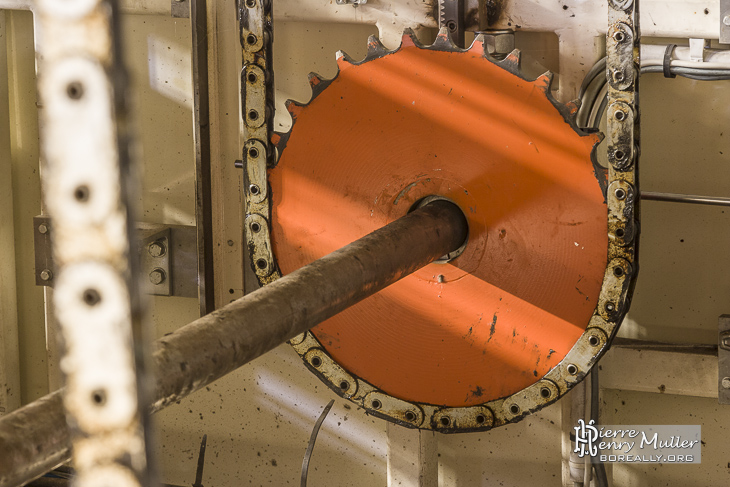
[579,50,730,131]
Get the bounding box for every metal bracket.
[719,315,730,404]
[34,217,198,298]
[439,0,465,48]
[33,216,55,286]
[688,38,709,62]
[171,0,190,18]
[721,0,730,44]
[141,228,172,296]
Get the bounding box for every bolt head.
[722,377,730,389]
[38,223,49,234]
[437,275,445,283]
[148,242,166,258]
[40,269,53,281]
[149,269,166,285]
[722,337,730,348]
[724,15,730,26]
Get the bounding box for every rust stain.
[487,313,498,342]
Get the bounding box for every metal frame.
[192,0,215,314]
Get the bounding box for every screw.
[612,70,625,82]
[724,15,730,26]
[149,268,166,285]
[40,269,53,281]
[437,275,445,283]
[38,223,49,234]
[148,242,166,257]
[722,377,730,389]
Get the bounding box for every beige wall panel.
[604,390,730,486]
[438,404,562,486]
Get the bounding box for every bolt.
[722,337,730,348]
[149,268,166,285]
[723,15,730,26]
[722,377,730,389]
[148,242,165,258]
[437,275,445,283]
[40,269,53,281]
[38,223,49,234]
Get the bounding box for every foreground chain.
[34,0,153,486]
[0,200,467,487]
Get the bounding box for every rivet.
[40,269,53,281]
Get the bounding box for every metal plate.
[258,29,637,431]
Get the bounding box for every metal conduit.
[0,199,468,487]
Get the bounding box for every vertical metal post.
[34,0,153,485]
[192,0,215,315]
[0,11,22,417]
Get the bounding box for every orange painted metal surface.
[269,35,606,407]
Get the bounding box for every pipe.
[641,191,730,208]
[0,199,468,487]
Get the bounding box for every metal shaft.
[641,191,730,208]
[0,200,468,487]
